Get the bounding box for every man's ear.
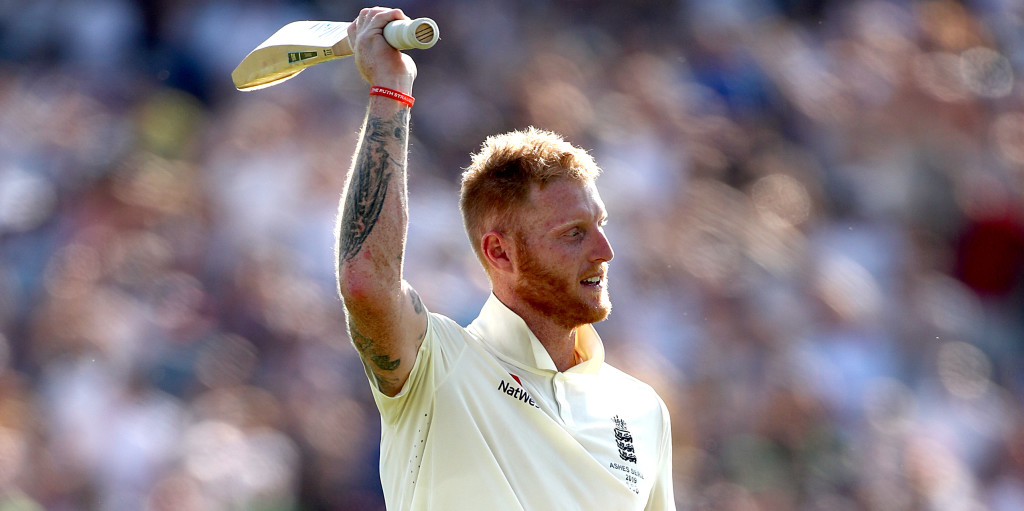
[481,231,515,274]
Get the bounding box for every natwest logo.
[498,376,540,408]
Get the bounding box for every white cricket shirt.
[364,294,674,511]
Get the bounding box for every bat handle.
[383,18,439,50]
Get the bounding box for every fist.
[347,7,417,93]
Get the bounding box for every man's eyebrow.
[550,219,581,233]
[550,212,608,233]
[548,215,585,231]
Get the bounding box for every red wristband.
[369,86,415,107]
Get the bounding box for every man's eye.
[567,228,582,238]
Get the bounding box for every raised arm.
[336,7,427,397]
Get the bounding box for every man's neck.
[496,291,579,372]
[520,313,578,372]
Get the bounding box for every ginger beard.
[511,236,612,330]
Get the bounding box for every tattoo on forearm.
[350,326,402,372]
[339,109,409,262]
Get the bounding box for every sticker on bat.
[288,51,318,63]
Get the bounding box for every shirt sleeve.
[362,310,465,425]
[645,398,675,511]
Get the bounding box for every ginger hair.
[459,127,601,268]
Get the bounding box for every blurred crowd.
[1,0,1023,510]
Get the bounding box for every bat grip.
[383,18,439,50]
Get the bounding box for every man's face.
[511,178,614,329]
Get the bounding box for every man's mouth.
[581,276,603,286]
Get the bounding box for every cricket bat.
[232,17,439,91]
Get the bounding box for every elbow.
[336,242,368,299]
[337,261,397,313]
[336,241,402,311]
[337,264,373,304]
[338,272,377,318]
[338,273,396,321]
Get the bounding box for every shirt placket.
[551,373,575,427]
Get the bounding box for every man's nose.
[591,228,614,263]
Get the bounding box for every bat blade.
[231,18,439,91]
[232,21,352,91]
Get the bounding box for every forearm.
[337,98,410,298]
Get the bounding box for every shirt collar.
[466,293,604,375]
